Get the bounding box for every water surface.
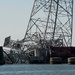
[0,64,75,75]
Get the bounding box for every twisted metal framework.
[23,0,73,50]
[3,0,74,63]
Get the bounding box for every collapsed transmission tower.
[23,0,73,51]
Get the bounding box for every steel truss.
[23,0,73,49]
[3,0,74,63]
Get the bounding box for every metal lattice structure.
[23,0,73,49]
[3,0,74,64]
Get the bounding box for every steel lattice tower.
[23,0,73,48]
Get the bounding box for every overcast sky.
[0,0,75,46]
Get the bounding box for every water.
[0,64,75,75]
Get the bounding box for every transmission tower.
[23,0,73,49]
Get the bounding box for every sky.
[0,0,75,46]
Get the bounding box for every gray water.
[0,64,75,75]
